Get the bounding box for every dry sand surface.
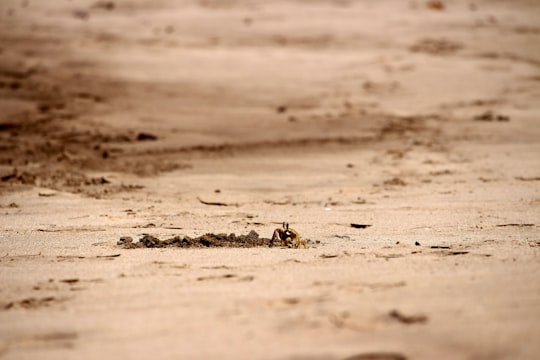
[1,0,540,359]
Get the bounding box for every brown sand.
[1,0,540,359]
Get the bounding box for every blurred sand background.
[1,0,540,359]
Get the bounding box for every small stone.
[118,236,133,245]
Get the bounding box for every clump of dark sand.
[118,231,273,248]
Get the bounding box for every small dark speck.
[137,132,158,141]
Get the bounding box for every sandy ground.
[1,0,540,359]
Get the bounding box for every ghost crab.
[271,222,307,248]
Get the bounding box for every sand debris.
[119,231,271,248]
[388,309,428,324]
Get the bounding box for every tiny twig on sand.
[197,197,237,207]
[351,223,372,229]
[389,309,428,324]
